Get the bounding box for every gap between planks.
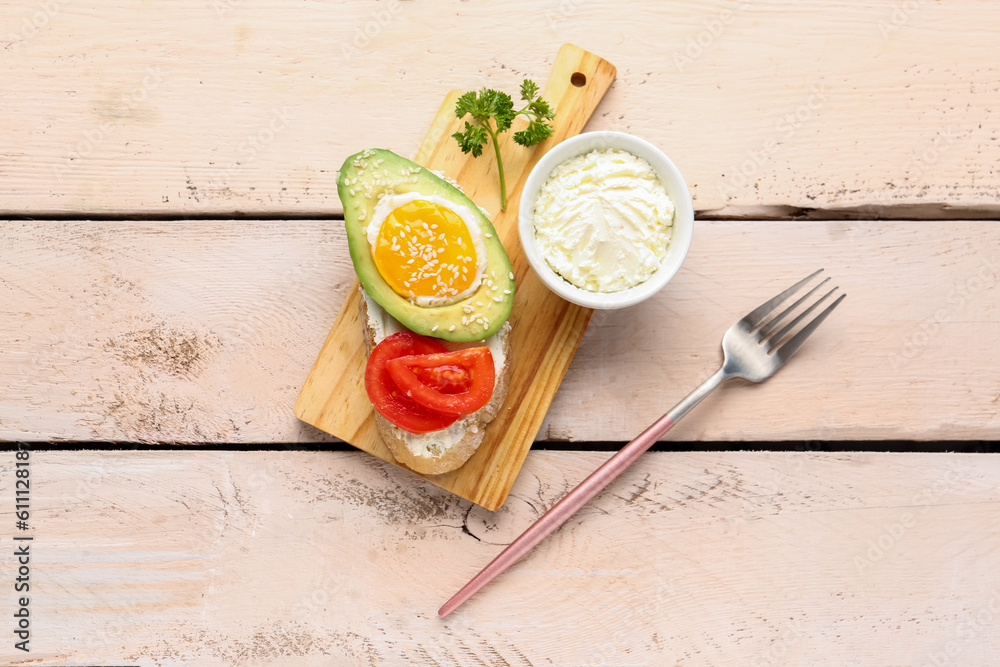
[5,203,1000,221]
[2,442,998,454]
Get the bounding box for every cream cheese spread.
[532,148,674,293]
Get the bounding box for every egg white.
[365,192,489,307]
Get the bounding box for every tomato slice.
[386,347,495,417]
[365,332,457,434]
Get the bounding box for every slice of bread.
[359,288,512,475]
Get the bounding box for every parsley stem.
[485,122,507,211]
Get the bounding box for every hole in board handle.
[570,72,587,87]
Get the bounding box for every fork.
[438,269,845,617]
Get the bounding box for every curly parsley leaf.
[525,95,555,121]
[454,90,482,120]
[513,119,555,147]
[520,79,539,102]
[452,78,556,210]
[452,121,488,158]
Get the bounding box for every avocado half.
[338,149,515,342]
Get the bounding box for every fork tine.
[764,285,838,352]
[773,291,846,363]
[758,277,831,340]
[741,269,824,330]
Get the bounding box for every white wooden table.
[2,1,999,664]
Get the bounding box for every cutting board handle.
[543,43,618,140]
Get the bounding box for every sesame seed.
[431,325,438,332]
[485,233,492,238]
[449,325,456,332]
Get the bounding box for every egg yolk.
[372,200,479,301]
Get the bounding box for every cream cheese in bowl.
[518,132,694,310]
[532,148,675,293]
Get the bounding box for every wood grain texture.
[1,449,998,665]
[296,44,616,510]
[2,219,999,444]
[2,0,999,217]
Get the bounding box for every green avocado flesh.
[338,148,515,343]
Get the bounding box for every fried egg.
[364,192,488,307]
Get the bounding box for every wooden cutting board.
[295,44,617,511]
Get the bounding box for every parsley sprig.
[452,79,556,210]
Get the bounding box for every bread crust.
[359,291,512,475]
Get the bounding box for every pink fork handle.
[438,413,676,617]
[438,367,728,617]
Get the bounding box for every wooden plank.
[1,219,998,445]
[2,0,999,216]
[296,44,617,511]
[1,449,998,664]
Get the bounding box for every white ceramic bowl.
[518,131,694,309]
